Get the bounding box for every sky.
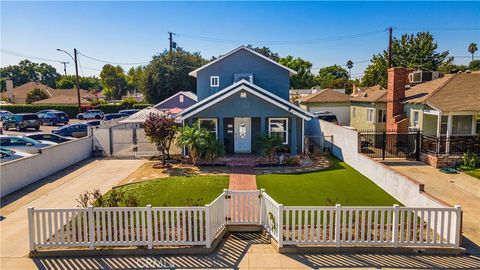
[1,1,479,78]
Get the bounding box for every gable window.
[199,118,218,138]
[413,111,420,128]
[269,118,288,144]
[367,108,375,123]
[377,109,386,123]
[179,95,184,103]
[210,76,219,87]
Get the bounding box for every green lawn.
[257,158,401,206]
[464,169,480,180]
[111,176,229,207]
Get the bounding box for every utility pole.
[60,61,69,76]
[388,26,393,68]
[73,49,81,114]
[168,32,173,52]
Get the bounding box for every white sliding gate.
[28,190,462,252]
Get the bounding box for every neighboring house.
[33,95,91,105]
[1,81,95,104]
[178,45,314,155]
[299,89,351,126]
[153,91,197,114]
[289,89,319,102]
[349,85,387,131]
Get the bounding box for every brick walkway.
[229,166,257,190]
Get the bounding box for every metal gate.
[359,130,421,160]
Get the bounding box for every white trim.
[301,119,305,154]
[179,80,314,121]
[188,46,297,77]
[153,91,197,109]
[198,118,218,139]
[210,76,219,87]
[412,110,420,128]
[268,117,289,145]
[367,108,375,123]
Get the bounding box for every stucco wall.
[302,102,351,126]
[318,120,448,208]
[196,49,290,100]
[350,102,387,131]
[0,136,93,198]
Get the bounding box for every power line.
[1,48,64,63]
[78,52,150,65]
[396,27,480,32]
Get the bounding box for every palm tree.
[346,60,354,79]
[468,43,478,62]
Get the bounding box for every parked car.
[2,113,41,131]
[86,120,102,127]
[119,109,140,116]
[0,147,33,162]
[77,110,104,120]
[0,135,56,154]
[0,110,13,121]
[39,111,69,126]
[26,133,73,143]
[104,113,125,121]
[313,111,338,124]
[52,124,89,138]
[37,110,58,119]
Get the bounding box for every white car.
[0,147,33,162]
[0,135,57,154]
[77,110,104,120]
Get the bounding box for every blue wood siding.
[154,94,196,110]
[196,49,290,101]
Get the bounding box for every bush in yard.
[285,155,301,166]
[120,97,140,108]
[204,134,224,163]
[177,123,212,165]
[461,151,479,170]
[144,112,177,166]
[257,134,284,162]
[25,88,49,104]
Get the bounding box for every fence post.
[108,127,113,155]
[382,131,386,160]
[27,207,35,252]
[88,206,95,250]
[260,189,265,226]
[392,204,399,247]
[205,204,211,248]
[454,205,462,248]
[146,205,153,249]
[416,131,421,161]
[335,204,341,247]
[278,204,284,248]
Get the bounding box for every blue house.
[178,46,314,155]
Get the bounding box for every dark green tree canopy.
[100,64,129,100]
[0,59,60,90]
[246,45,280,61]
[56,75,103,91]
[315,65,349,89]
[279,55,316,89]
[362,32,451,87]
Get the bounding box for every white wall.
[318,120,448,208]
[0,137,93,198]
[309,106,350,126]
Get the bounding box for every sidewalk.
[381,160,480,254]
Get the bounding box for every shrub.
[257,134,284,162]
[461,151,479,170]
[285,155,301,166]
[176,123,214,165]
[25,88,49,104]
[144,113,177,166]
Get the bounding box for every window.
[240,92,247,98]
[352,107,356,118]
[367,108,374,123]
[452,115,472,135]
[210,76,219,87]
[199,118,218,138]
[476,115,480,134]
[377,109,386,123]
[269,118,288,144]
[440,116,448,135]
[413,111,420,128]
[179,95,184,103]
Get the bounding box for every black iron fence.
[358,129,421,160]
[422,135,480,156]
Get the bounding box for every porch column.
[301,119,305,155]
[290,117,297,155]
[436,113,441,154]
[446,114,452,154]
[260,117,266,135]
[218,117,224,144]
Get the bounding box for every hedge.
[0,104,152,118]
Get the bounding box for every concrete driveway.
[0,158,145,262]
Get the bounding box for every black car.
[2,114,41,131]
[314,111,338,124]
[86,120,102,127]
[104,113,125,121]
[52,124,89,138]
[39,111,69,126]
[26,133,72,143]
[119,109,140,116]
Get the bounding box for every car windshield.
[55,112,67,117]
[21,137,41,144]
[318,115,337,121]
[23,114,39,120]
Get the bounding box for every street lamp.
[57,48,81,114]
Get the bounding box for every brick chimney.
[6,80,14,101]
[386,67,409,131]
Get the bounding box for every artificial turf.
[464,169,480,180]
[256,158,401,206]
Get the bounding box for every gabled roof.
[178,79,314,120]
[350,85,387,103]
[32,95,90,105]
[0,81,95,100]
[299,89,351,103]
[188,46,297,77]
[153,91,197,110]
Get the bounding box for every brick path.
[229,166,257,190]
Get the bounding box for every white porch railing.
[28,190,462,251]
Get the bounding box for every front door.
[234,117,251,153]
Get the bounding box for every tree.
[257,134,284,162]
[144,113,177,166]
[176,123,212,165]
[100,64,128,99]
[468,60,480,71]
[25,88,49,104]
[438,62,467,74]
[279,56,316,89]
[315,65,349,89]
[56,75,103,91]
[246,45,280,61]
[0,59,60,90]
[362,32,451,87]
[143,48,205,103]
[346,60,353,78]
[127,66,145,94]
[468,43,478,62]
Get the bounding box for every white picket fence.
[28,190,462,251]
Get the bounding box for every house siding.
[196,49,290,101]
[350,102,387,131]
[154,94,196,110]
[301,102,351,126]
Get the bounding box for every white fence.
[28,190,462,252]
[0,136,93,198]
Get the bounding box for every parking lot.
[1,119,84,135]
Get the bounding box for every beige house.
[349,85,387,131]
[299,89,351,125]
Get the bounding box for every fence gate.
[359,130,421,160]
[225,190,261,225]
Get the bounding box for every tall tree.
[246,45,280,61]
[362,32,451,87]
[126,66,145,94]
[143,48,205,103]
[315,65,349,89]
[0,59,60,89]
[100,64,128,99]
[279,56,316,89]
[56,75,103,91]
[468,43,478,62]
